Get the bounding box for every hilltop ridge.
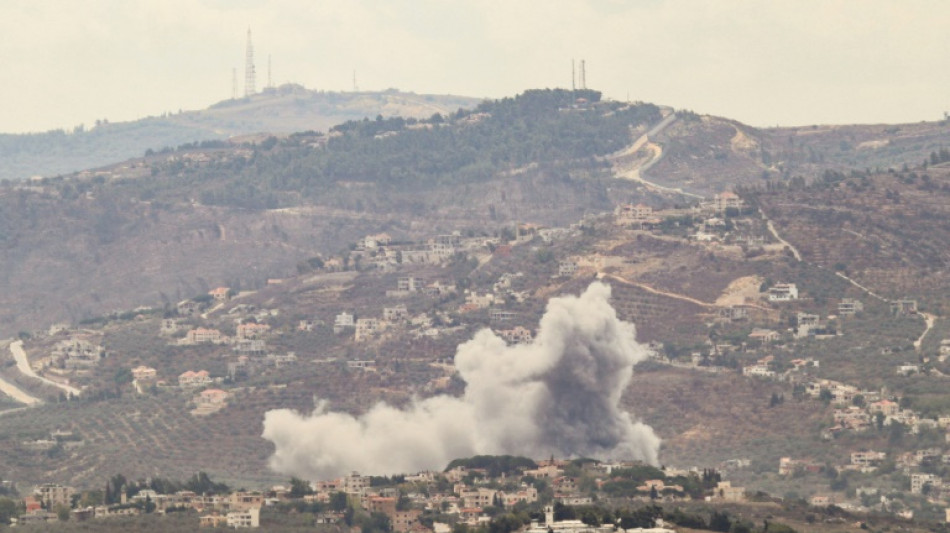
[0,85,481,181]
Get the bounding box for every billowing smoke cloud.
[262,282,659,480]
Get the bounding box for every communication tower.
[232,68,238,99]
[571,59,576,91]
[244,28,256,97]
[579,60,587,90]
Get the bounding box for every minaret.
[244,28,256,97]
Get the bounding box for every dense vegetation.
[138,89,660,209]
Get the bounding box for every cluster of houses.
[17,483,261,528]
[12,455,747,529]
[782,444,950,517]
[51,336,105,371]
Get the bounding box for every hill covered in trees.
[0,85,480,182]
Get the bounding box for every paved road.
[762,215,802,261]
[0,341,42,404]
[10,340,81,397]
[915,312,936,353]
[0,372,42,405]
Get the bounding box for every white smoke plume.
[262,282,659,480]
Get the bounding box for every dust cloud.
[262,282,659,479]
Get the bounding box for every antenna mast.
[244,28,256,97]
[579,60,586,90]
[232,68,238,100]
[353,70,359,92]
[572,59,576,91]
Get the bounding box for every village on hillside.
[3,183,950,529]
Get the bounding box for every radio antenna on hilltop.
[579,60,586,90]
[353,70,359,92]
[572,59,576,91]
[244,27,256,97]
[232,68,238,100]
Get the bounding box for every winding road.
[10,340,81,397]
[915,312,936,353]
[611,112,704,200]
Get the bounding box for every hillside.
[642,113,950,196]
[3,88,950,526]
[0,89,665,338]
[0,85,480,181]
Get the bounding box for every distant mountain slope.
[642,113,950,196]
[0,85,481,181]
[0,89,665,336]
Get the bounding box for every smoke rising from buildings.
[262,282,659,480]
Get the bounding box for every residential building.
[464,292,494,309]
[558,261,578,277]
[185,328,224,345]
[767,283,798,301]
[177,300,203,317]
[869,399,900,417]
[36,484,74,509]
[911,473,939,494]
[891,299,918,315]
[131,366,157,382]
[748,329,780,343]
[496,327,533,345]
[851,451,886,466]
[333,312,355,334]
[838,298,864,316]
[713,191,743,213]
[196,389,228,407]
[384,305,409,322]
[489,309,516,323]
[614,203,654,226]
[226,506,260,528]
[712,481,745,502]
[160,318,181,335]
[178,370,212,387]
[742,364,775,378]
[209,287,231,302]
[236,322,270,340]
[343,473,369,495]
[398,277,424,293]
[355,318,382,342]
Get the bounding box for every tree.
[185,471,229,495]
[769,392,782,408]
[289,477,313,498]
[553,502,575,521]
[330,491,349,511]
[55,504,71,521]
[709,511,732,532]
[0,498,17,525]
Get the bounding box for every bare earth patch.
[715,275,763,307]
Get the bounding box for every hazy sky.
[3,0,949,133]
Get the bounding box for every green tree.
[289,477,313,498]
[0,498,17,525]
[330,491,349,511]
[55,504,71,521]
[709,511,732,532]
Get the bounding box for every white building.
[768,283,799,301]
[227,506,260,528]
[333,312,355,334]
